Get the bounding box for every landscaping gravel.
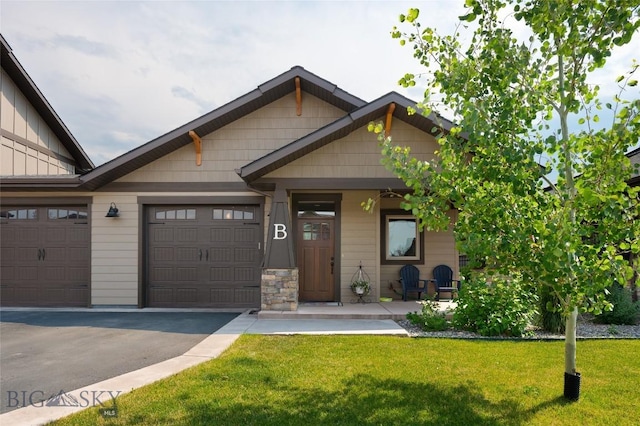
[397,315,640,339]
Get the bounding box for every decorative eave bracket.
[295,77,302,116]
[188,130,202,166]
[385,102,396,136]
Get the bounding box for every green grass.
[52,336,640,426]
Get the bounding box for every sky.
[1,1,638,167]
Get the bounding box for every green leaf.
[459,13,476,22]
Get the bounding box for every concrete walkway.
[0,301,454,425]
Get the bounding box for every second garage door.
[0,205,90,307]
[146,205,262,308]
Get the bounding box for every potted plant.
[351,280,370,295]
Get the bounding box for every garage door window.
[213,207,254,220]
[155,209,196,220]
[48,208,88,220]
[2,209,37,220]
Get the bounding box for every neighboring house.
[1,36,460,309]
[1,35,95,307]
[0,36,94,177]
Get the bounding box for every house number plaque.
[273,224,288,240]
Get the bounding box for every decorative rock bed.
[397,316,640,339]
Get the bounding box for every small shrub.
[406,298,449,331]
[452,276,538,337]
[538,285,565,333]
[594,284,640,325]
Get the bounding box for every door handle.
[37,249,42,261]
[330,256,335,274]
[199,249,203,261]
[42,248,46,261]
[206,249,209,261]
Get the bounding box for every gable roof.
[236,91,455,183]
[0,34,94,172]
[78,66,366,191]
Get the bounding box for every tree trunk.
[564,307,577,374]
[563,307,581,400]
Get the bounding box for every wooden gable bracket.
[188,130,202,166]
[385,102,396,136]
[295,77,302,116]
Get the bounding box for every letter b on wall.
[273,224,287,240]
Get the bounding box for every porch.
[258,300,457,320]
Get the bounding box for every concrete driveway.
[0,310,239,414]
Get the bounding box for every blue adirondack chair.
[431,264,461,301]
[399,265,429,301]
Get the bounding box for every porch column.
[262,188,298,311]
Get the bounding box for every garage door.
[0,206,90,307]
[146,205,262,308]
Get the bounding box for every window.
[381,210,424,264]
[2,209,37,220]
[48,208,88,220]
[155,209,196,220]
[302,222,331,240]
[212,207,254,220]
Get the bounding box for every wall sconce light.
[105,202,120,218]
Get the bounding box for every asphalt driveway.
[0,310,239,413]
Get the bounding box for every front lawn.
[52,336,639,425]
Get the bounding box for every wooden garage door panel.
[1,264,15,280]
[16,247,39,263]
[149,287,173,304]
[153,228,174,242]
[43,266,66,281]
[13,286,39,302]
[210,247,232,262]
[234,227,258,242]
[176,288,198,302]
[18,227,39,242]
[235,247,257,262]
[209,266,233,282]
[68,247,90,262]
[68,267,90,281]
[0,205,90,307]
[176,267,198,281]
[176,228,198,242]
[151,267,173,281]
[210,228,231,242]
[176,247,199,262]
[153,247,174,262]
[16,266,38,281]
[235,267,256,281]
[45,227,66,243]
[234,288,260,304]
[146,205,261,308]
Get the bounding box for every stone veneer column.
[261,268,299,311]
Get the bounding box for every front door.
[296,199,338,302]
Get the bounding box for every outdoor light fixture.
[105,202,119,218]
